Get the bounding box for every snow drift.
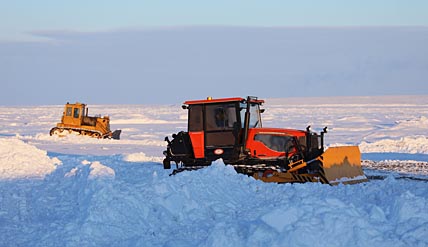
[123,152,164,163]
[0,138,60,179]
[360,136,428,154]
[0,145,427,246]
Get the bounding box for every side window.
[254,134,294,152]
[66,107,72,116]
[73,108,80,118]
[188,105,203,131]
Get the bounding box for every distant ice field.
[1,95,427,159]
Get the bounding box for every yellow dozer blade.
[318,146,368,185]
[253,146,368,185]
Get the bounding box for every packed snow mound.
[64,160,115,179]
[123,152,164,162]
[360,136,428,154]
[88,161,115,179]
[76,161,428,246]
[0,138,60,179]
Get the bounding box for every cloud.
[1,26,427,105]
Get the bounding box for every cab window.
[206,104,237,131]
[188,105,203,131]
[66,107,72,116]
[73,108,80,118]
[240,103,262,128]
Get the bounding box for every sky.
[2,0,428,42]
[1,1,428,105]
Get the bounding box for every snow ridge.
[0,138,60,179]
[360,136,428,154]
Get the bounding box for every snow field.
[1,96,428,246]
[0,139,427,246]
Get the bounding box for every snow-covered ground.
[0,96,427,246]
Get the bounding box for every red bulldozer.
[163,96,367,185]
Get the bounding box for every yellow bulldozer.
[50,102,121,139]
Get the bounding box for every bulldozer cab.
[183,97,263,161]
[62,102,86,126]
[183,96,325,164]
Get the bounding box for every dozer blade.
[111,130,121,140]
[319,146,368,185]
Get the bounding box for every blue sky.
[1,1,428,105]
[2,0,428,41]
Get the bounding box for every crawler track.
[50,127,105,138]
[170,163,284,176]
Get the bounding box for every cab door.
[187,102,241,161]
[204,103,239,147]
[62,104,83,127]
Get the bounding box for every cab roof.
[65,102,86,107]
[184,97,264,105]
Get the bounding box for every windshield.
[240,102,262,128]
